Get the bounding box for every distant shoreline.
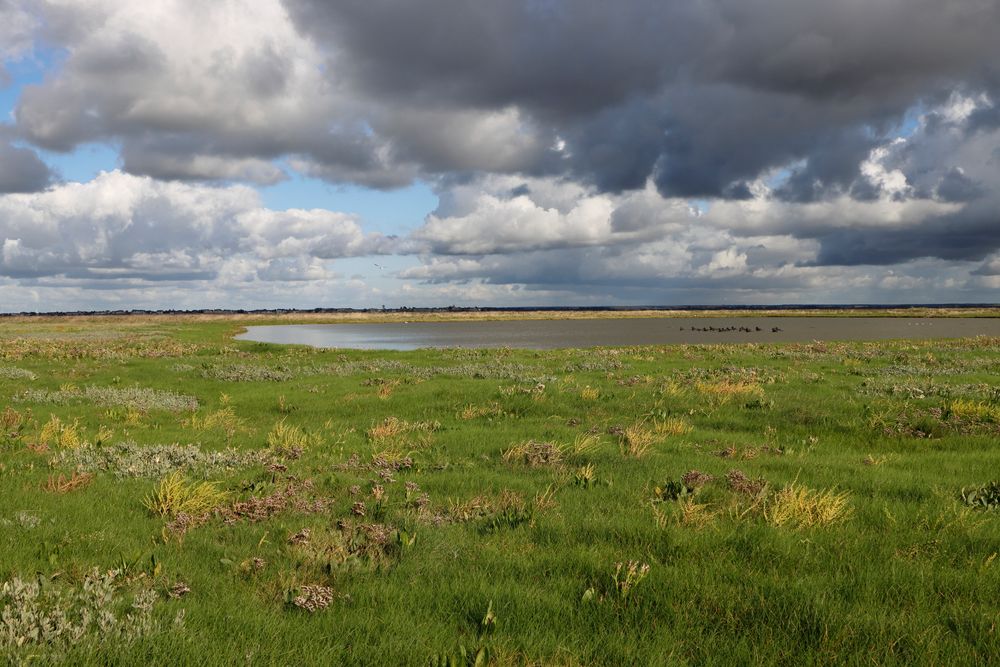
[2,304,1000,322]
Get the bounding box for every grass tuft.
[143,471,229,517]
[764,483,851,528]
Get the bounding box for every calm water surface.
[236,317,1000,350]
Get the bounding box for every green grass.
[1,317,1000,665]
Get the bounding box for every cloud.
[0,140,52,192]
[11,0,999,201]
[0,0,36,85]
[3,0,1000,308]
[285,0,1000,197]
[14,0,403,188]
[0,170,388,281]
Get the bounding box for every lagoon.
[235,316,1000,350]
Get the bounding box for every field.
[1,315,999,665]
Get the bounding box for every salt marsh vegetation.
[1,315,999,664]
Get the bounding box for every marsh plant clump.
[501,440,564,467]
[0,366,37,381]
[3,316,1000,664]
[764,483,852,528]
[961,481,1000,510]
[143,471,230,517]
[290,585,335,612]
[18,385,199,413]
[0,569,179,654]
[51,442,268,478]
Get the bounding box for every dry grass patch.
[764,483,851,528]
[458,402,507,420]
[502,440,565,466]
[143,471,229,517]
[948,399,1000,423]
[652,416,693,436]
[183,407,250,438]
[38,414,83,449]
[365,416,440,444]
[1,406,26,439]
[695,379,764,405]
[266,419,312,455]
[43,471,95,493]
[661,497,718,529]
[619,423,655,458]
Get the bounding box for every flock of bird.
[679,325,783,333]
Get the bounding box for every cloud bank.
[1,0,999,307]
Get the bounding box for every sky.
[1,0,999,312]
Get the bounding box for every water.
[235,317,1000,350]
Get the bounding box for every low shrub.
[961,481,1000,510]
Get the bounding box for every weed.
[266,419,310,455]
[502,440,564,466]
[726,469,768,496]
[168,582,191,599]
[38,414,83,449]
[961,481,1000,510]
[764,483,851,528]
[216,478,329,526]
[680,469,714,490]
[1,406,25,441]
[499,382,547,397]
[52,442,267,478]
[276,395,295,413]
[0,568,177,652]
[200,364,295,382]
[612,561,650,602]
[19,385,199,412]
[653,480,693,502]
[949,399,1000,423]
[574,464,597,488]
[676,497,718,529]
[482,500,534,533]
[366,416,439,443]
[619,424,655,458]
[143,471,229,517]
[290,585,335,613]
[580,386,600,401]
[458,402,507,420]
[652,416,693,436]
[182,407,249,438]
[0,366,36,380]
[695,379,764,405]
[43,471,95,494]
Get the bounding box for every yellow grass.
[619,423,655,458]
[652,416,693,436]
[38,414,83,449]
[266,419,309,453]
[949,399,1000,422]
[765,483,851,528]
[502,440,565,466]
[695,379,764,404]
[366,416,439,443]
[143,471,229,517]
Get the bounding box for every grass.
[1,315,1000,664]
[142,471,230,518]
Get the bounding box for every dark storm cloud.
[811,202,1000,266]
[935,168,985,202]
[0,140,52,193]
[286,0,1000,198]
